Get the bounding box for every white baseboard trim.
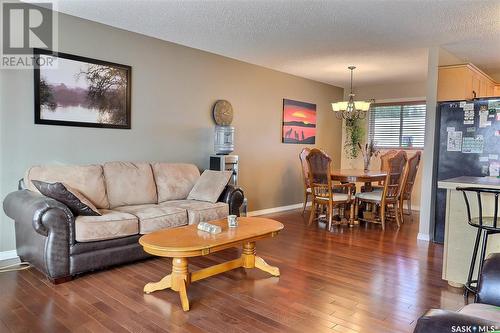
[417,233,430,241]
[248,202,419,217]
[0,250,18,261]
[247,202,310,217]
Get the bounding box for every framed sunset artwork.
[282,99,316,144]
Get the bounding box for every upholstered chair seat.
[355,191,382,202]
[316,193,350,202]
[457,303,500,323]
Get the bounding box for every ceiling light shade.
[354,101,371,112]
[331,101,348,112]
[332,66,372,120]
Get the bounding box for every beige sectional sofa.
[4,161,244,283]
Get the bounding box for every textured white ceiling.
[50,0,500,88]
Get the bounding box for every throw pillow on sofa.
[32,180,101,216]
[187,170,232,203]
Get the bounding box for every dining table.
[327,169,388,226]
[331,169,387,192]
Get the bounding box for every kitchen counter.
[438,176,500,190]
[438,176,500,287]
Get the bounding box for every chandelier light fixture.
[331,66,372,120]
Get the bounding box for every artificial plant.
[344,118,364,159]
[359,140,380,171]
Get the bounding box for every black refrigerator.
[433,97,500,243]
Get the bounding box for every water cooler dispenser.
[210,100,247,215]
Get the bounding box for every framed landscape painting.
[34,49,131,129]
[282,99,316,144]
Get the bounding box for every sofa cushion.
[152,163,200,202]
[187,170,232,203]
[160,200,229,225]
[103,162,157,208]
[75,210,138,242]
[115,204,188,234]
[25,164,109,208]
[458,303,500,323]
[32,180,101,216]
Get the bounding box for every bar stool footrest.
[464,280,478,295]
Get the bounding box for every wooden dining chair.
[306,148,355,231]
[355,150,408,230]
[374,150,398,188]
[399,151,421,223]
[299,148,312,215]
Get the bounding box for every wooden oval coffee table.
[139,217,284,311]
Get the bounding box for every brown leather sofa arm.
[414,309,500,333]
[3,190,75,281]
[219,184,244,216]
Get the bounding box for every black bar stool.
[457,187,500,302]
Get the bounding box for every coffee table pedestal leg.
[143,257,190,311]
[171,258,190,311]
[242,242,280,277]
[143,274,172,293]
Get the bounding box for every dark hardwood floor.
[0,210,465,333]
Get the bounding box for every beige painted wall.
[0,13,343,252]
[347,81,426,101]
[340,81,426,210]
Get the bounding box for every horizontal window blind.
[368,102,426,148]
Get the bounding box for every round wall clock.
[213,100,233,126]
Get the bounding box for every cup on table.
[227,215,238,228]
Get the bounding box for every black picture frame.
[34,48,132,129]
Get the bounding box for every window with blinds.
[368,102,426,148]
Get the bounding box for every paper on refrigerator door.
[446,130,462,152]
[462,135,484,154]
[489,162,500,177]
[464,108,474,125]
[463,103,474,111]
[479,107,491,127]
[488,100,500,111]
